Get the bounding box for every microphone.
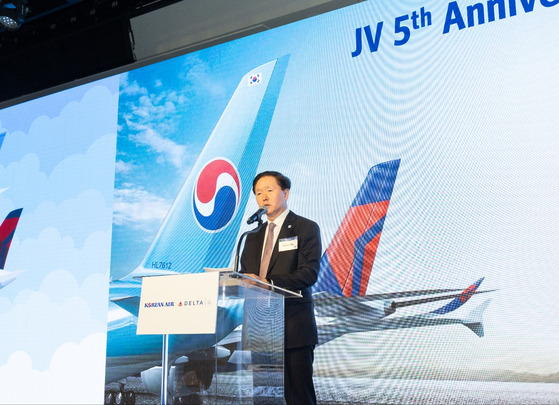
[247,206,268,224]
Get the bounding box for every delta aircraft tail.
[0,208,23,289]
[0,208,22,270]
[311,161,495,342]
[313,159,400,296]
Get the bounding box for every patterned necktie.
[259,222,276,279]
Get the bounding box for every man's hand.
[244,273,269,285]
[243,273,260,285]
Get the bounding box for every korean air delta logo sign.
[192,158,241,232]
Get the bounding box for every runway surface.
[107,375,559,404]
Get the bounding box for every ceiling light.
[0,0,28,31]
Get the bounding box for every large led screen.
[2,0,559,403]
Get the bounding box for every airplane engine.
[364,300,396,317]
[141,365,177,396]
[141,346,231,402]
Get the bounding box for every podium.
[138,271,301,404]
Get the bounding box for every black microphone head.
[247,206,268,224]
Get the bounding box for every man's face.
[254,176,289,222]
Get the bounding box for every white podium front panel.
[137,272,219,335]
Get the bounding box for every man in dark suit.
[241,171,321,405]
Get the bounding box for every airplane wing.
[110,296,142,317]
[317,298,493,345]
[313,288,462,317]
[0,269,24,289]
[217,279,496,358]
[315,278,495,344]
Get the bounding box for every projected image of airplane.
[0,208,23,290]
[105,63,494,403]
[105,57,291,404]
[312,160,495,344]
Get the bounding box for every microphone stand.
[233,217,265,273]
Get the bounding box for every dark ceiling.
[0,0,182,103]
[0,0,362,105]
[0,1,186,50]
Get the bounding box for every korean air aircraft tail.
[106,58,291,385]
[0,132,5,150]
[120,56,290,281]
[313,159,400,297]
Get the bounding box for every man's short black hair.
[252,171,291,193]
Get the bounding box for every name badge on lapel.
[278,236,298,252]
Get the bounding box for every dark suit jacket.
[240,211,321,349]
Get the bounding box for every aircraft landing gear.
[172,393,202,404]
[171,353,215,405]
[104,382,135,405]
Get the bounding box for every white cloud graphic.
[0,265,108,370]
[113,185,171,227]
[0,333,106,404]
[130,126,186,169]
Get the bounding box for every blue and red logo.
[192,158,241,232]
[248,73,261,85]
